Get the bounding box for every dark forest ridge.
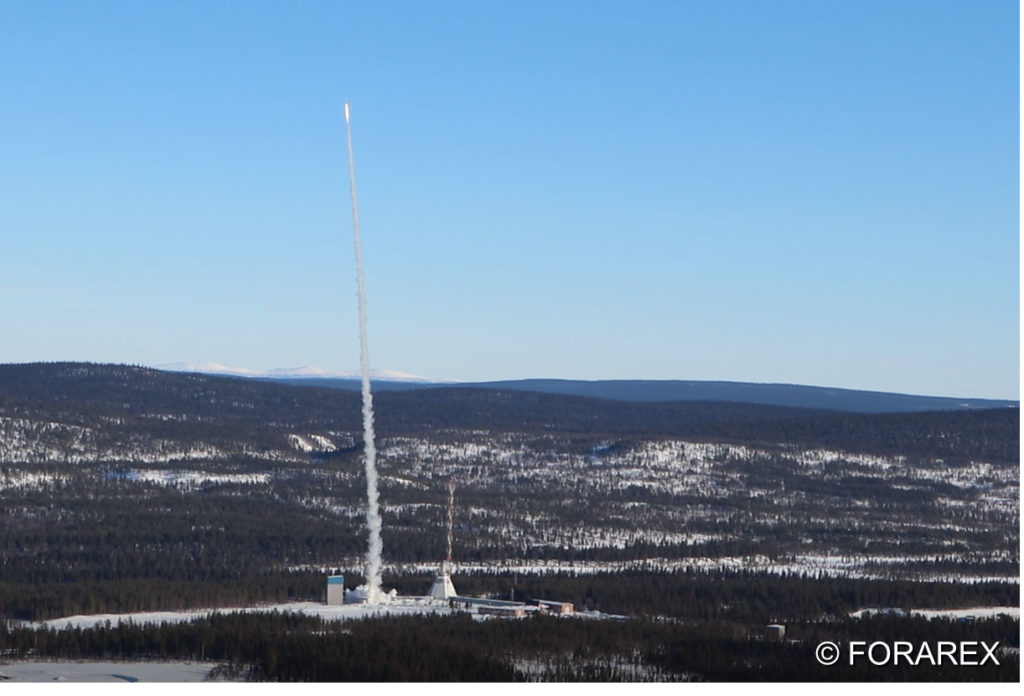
[0,362,1016,462]
[268,376,1015,413]
[0,362,1015,415]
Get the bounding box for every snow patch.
[288,433,337,453]
[110,469,270,486]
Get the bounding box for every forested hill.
[268,376,1017,413]
[0,362,1017,463]
[469,379,1017,413]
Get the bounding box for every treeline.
[0,611,1017,681]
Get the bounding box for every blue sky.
[0,0,1018,398]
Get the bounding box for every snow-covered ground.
[32,598,454,631]
[31,597,1020,635]
[0,660,216,682]
[910,606,1020,620]
[111,469,270,486]
[849,606,1019,620]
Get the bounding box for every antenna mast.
[444,477,455,575]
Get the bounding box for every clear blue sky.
[0,0,1018,398]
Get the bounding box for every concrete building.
[479,604,526,618]
[326,574,345,606]
[534,599,574,614]
[449,596,530,618]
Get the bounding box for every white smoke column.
[343,102,383,603]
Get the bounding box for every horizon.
[151,362,1024,401]
[1,358,1016,403]
[0,1,1017,400]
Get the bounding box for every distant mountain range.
[153,363,1017,414]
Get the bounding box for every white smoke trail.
[343,102,384,603]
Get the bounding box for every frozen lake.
[0,660,216,682]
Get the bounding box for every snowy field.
[32,597,454,631]
[29,599,1019,634]
[911,606,1020,620]
[849,606,1020,620]
[0,660,215,682]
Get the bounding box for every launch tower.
[427,478,458,600]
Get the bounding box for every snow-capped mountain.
[156,362,435,382]
[156,362,260,377]
[262,366,432,381]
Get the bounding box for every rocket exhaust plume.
[344,102,384,603]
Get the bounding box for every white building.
[326,574,345,605]
[427,571,457,600]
